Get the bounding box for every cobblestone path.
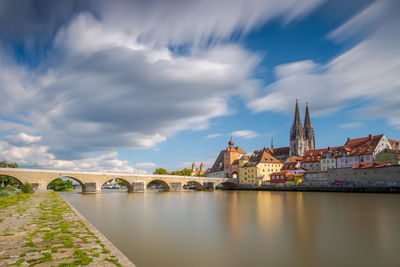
[0,192,134,266]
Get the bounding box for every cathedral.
[290,99,315,157]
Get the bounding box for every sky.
[0,0,399,173]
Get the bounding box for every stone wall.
[170,182,182,191]
[132,182,145,192]
[303,171,328,186]
[327,165,400,186]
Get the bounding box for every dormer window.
[367,148,371,152]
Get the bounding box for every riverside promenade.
[0,192,135,266]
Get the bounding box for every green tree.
[48,178,73,191]
[21,182,33,193]
[0,160,21,188]
[117,180,126,186]
[154,168,168,175]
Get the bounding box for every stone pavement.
[0,191,135,266]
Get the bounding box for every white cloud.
[247,0,400,128]
[231,130,259,140]
[135,162,157,168]
[339,122,364,129]
[0,132,145,173]
[0,0,325,168]
[206,133,224,139]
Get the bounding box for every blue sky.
[0,0,398,172]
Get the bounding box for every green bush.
[47,178,73,191]
[21,182,34,193]
[0,187,21,197]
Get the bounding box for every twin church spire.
[290,99,315,157]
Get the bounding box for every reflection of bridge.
[0,168,238,193]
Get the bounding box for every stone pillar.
[83,182,101,193]
[170,182,182,191]
[30,183,40,192]
[203,182,215,190]
[132,182,146,192]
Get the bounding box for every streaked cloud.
[206,133,224,139]
[135,162,157,168]
[231,130,259,140]
[339,122,364,129]
[247,0,400,128]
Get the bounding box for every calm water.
[60,190,400,267]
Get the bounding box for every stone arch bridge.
[0,168,238,193]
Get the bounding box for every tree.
[117,180,126,186]
[48,178,73,191]
[154,168,168,175]
[0,160,21,188]
[21,182,33,193]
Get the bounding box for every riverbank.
[234,185,400,193]
[0,191,135,266]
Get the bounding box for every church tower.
[304,103,315,151]
[290,99,307,157]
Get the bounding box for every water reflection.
[60,191,400,267]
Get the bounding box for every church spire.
[290,99,306,157]
[304,102,315,151]
[294,99,301,126]
[304,102,311,128]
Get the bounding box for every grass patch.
[25,240,34,247]
[73,249,93,265]
[106,257,123,267]
[6,258,25,266]
[1,232,14,236]
[0,193,31,209]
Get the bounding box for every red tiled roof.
[345,134,383,149]
[352,162,391,169]
[243,149,282,167]
[288,156,302,163]
[282,162,303,171]
[271,147,290,156]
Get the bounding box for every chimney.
[328,146,330,151]
[369,134,372,140]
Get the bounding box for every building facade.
[290,100,315,157]
[336,134,391,168]
[207,137,246,178]
[375,149,400,165]
[240,148,283,185]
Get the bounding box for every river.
[60,190,400,267]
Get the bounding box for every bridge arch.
[0,174,24,188]
[146,179,170,191]
[184,181,203,189]
[101,177,133,193]
[46,176,84,191]
[231,171,239,179]
[216,181,238,190]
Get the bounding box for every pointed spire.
[228,135,234,147]
[294,99,301,126]
[271,137,274,149]
[304,102,311,128]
